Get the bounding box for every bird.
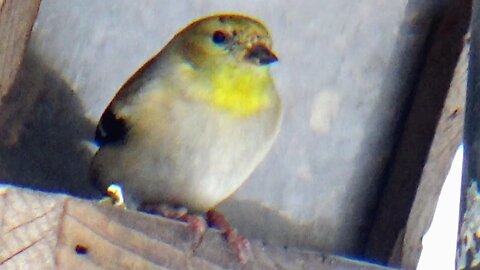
[89,14,281,261]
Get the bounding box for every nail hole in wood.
[75,244,88,255]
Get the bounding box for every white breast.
[93,88,281,212]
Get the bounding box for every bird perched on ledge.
[89,14,281,263]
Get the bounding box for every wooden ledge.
[0,186,393,269]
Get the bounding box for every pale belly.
[91,97,281,212]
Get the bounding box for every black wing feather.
[95,107,129,147]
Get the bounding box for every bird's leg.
[206,209,252,264]
[140,203,207,250]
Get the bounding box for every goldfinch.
[90,14,281,217]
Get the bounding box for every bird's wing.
[95,105,128,147]
[94,56,161,147]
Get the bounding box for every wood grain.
[0,0,41,100]
[0,186,394,270]
[0,0,42,146]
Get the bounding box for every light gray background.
[1,0,410,255]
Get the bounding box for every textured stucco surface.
[0,0,411,255]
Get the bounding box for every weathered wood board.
[398,37,467,270]
[0,0,42,146]
[365,0,471,265]
[0,186,394,270]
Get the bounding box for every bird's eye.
[212,31,227,45]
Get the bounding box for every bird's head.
[171,14,278,69]
[160,14,279,117]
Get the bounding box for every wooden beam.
[0,186,394,270]
[399,37,467,269]
[365,0,472,265]
[458,2,480,269]
[0,0,41,100]
[0,0,42,146]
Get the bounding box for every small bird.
[89,14,281,261]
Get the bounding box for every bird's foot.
[98,184,127,209]
[141,204,207,250]
[181,214,207,250]
[206,209,252,265]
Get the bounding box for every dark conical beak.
[245,44,278,65]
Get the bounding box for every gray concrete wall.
[0,0,411,255]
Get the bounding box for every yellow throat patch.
[206,63,273,117]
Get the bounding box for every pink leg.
[141,204,207,249]
[206,209,252,265]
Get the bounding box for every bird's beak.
[245,44,278,65]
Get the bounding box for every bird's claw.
[207,210,252,265]
[140,203,207,250]
[227,229,252,265]
[183,215,207,250]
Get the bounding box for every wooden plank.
[0,0,41,146]
[457,2,480,269]
[0,0,41,100]
[398,37,467,269]
[365,0,471,264]
[0,186,394,270]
